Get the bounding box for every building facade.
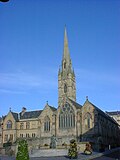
[106,111,120,125]
[2,28,120,151]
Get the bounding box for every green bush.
[16,139,29,160]
[68,139,78,159]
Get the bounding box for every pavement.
[0,147,120,160]
[30,148,68,157]
[29,147,120,159]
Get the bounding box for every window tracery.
[59,103,75,129]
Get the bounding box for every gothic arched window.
[44,116,50,132]
[84,112,92,130]
[59,103,75,129]
[64,84,67,93]
[6,120,12,129]
[64,62,66,69]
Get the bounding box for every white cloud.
[0,70,57,93]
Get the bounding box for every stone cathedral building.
[1,28,120,152]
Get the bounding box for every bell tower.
[58,27,76,106]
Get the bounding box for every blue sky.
[0,0,120,117]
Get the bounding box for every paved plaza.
[0,153,114,160]
[0,152,98,160]
[0,148,120,160]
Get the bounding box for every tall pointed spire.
[63,27,71,62]
[58,27,76,105]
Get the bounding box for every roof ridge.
[68,98,82,109]
[86,100,118,125]
[20,110,42,113]
[11,111,18,114]
[48,105,57,111]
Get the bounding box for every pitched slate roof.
[11,112,19,121]
[49,106,57,111]
[20,110,42,119]
[68,98,82,109]
[86,100,118,125]
[2,115,6,120]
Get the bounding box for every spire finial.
[9,107,11,112]
[86,96,88,101]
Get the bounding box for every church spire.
[63,27,71,62]
[58,27,76,105]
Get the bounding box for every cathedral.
[0,28,120,152]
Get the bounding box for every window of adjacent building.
[6,120,12,129]
[20,122,24,129]
[64,84,67,93]
[31,122,36,129]
[32,133,36,137]
[10,134,13,141]
[44,116,50,132]
[84,112,92,130]
[59,103,75,129]
[26,133,29,138]
[4,134,8,142]
[20,134,23,138]
[26,121,30,129]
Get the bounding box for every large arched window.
[44,116,50,132]
[6,120,12,129]
[84,112,92,130]
[59,103,75,129]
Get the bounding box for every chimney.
[21,107,26,116]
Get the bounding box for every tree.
[16,139,29,160]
